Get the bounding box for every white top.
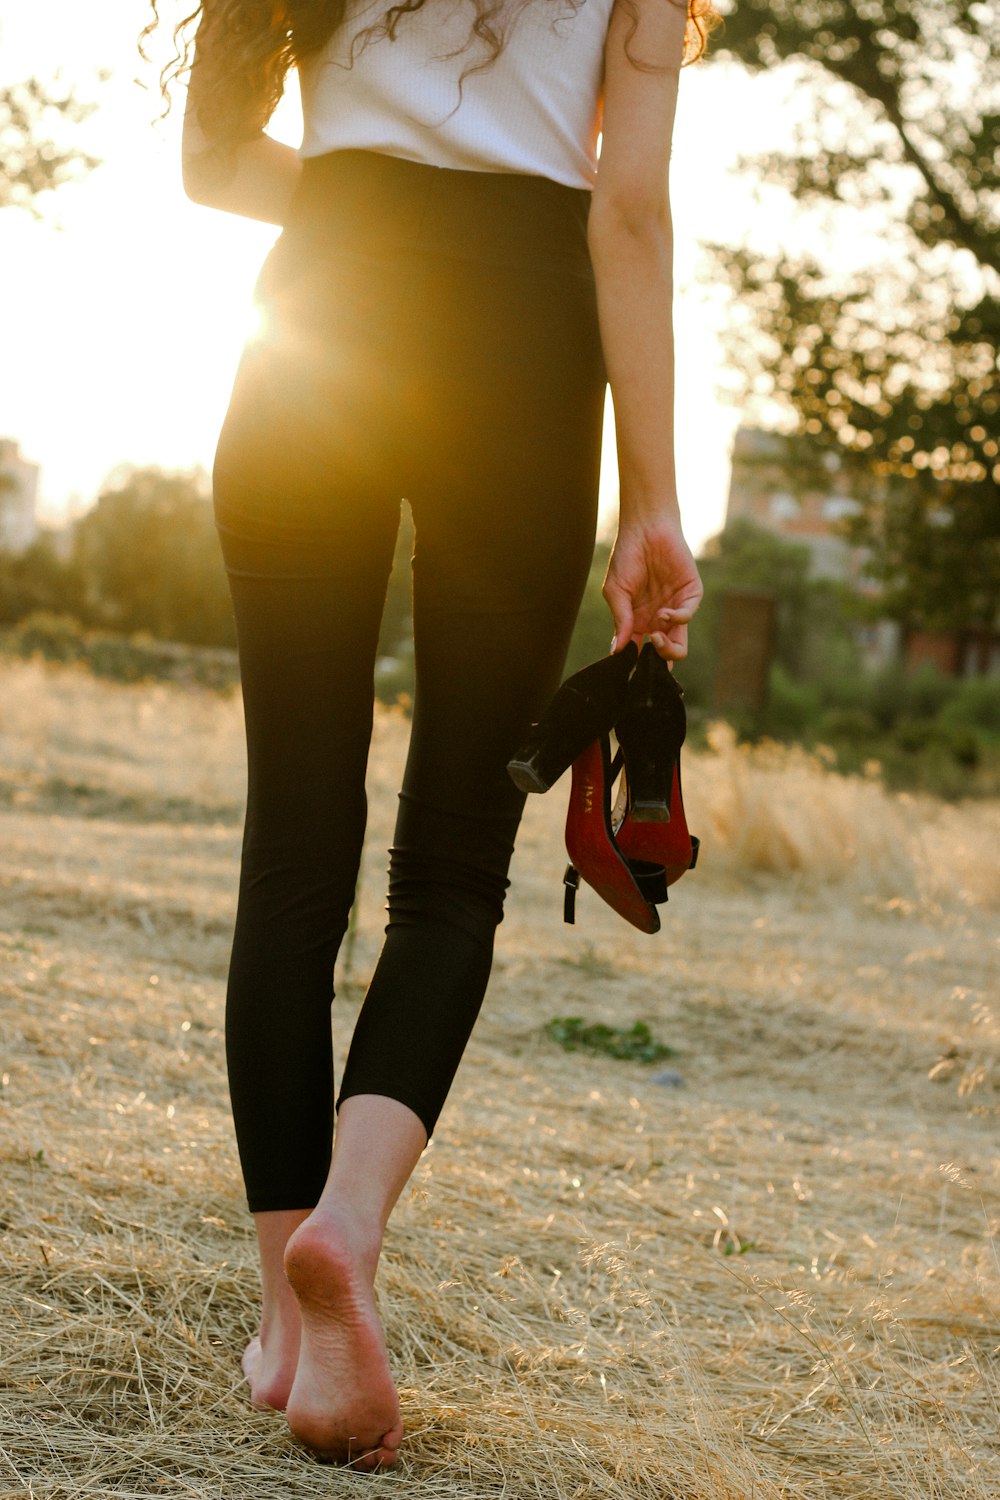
[298,0,614,191]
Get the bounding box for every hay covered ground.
[1,657,998,1500]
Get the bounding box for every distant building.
[903,626,1000,679]
[724,426,899,670]
[0,439,40,555]
[725,427,1000,678]
[725,426,869,588]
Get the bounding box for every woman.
[157,0,711,1468]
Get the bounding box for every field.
[1,656,999,1499]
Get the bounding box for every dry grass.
[1,656,998,1499]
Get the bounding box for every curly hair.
[143,0,722,154]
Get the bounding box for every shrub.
[12,611,86,662]
[759,666,822,739]
[892,717,981,767]
[941,676,1000,736]
[868,662,957,729]
[3,612,240,692]
[819,707,879,741]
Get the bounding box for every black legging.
[213,151,606,1211]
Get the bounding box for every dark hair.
[143,0,721,154]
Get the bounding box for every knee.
[386,841,512,948]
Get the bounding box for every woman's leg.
[336,206,607,1132]
[219,530,401,1409]
[214,308,404,1401]
[241,1207,309,1409]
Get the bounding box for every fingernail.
[609,633,618,654]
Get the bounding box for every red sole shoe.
[615,758,698,887]
[564,737,660,934]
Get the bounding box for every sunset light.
[3,1,997,1492]
[0,0,774,549]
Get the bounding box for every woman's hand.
[603,515,703,661]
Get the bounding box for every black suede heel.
[507,640,638,793]
[614,641,687,822]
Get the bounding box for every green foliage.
[818,706,878,742]
[544,1016,675,1064]
[704,0,999,632]
[0,536,86,625]
[892,717,978,764]
[758,665,822,740]
[4,611,240,691]
[0,78,101,212]
[778,656,1000,799]
[71,467,236,648]
[682,519,863,710]
[866,662,957,730]
[940,676,1000,735]
[9,611,83,662]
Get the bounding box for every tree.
[0,534,85,626]
[0,78,100,212]
[705,0,999,631]
[72,467,236,647]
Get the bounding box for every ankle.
[260,1289,301,1340]
[310,1198,384,1246]
[288,1202,384,1282]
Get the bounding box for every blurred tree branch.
[0,78,101,212]
[705,0,999,631]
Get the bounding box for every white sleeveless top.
[298,0,614,191]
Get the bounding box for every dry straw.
[1,658,998,1498]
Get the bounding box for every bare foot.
[283,1209,402,1469]
[241,1317,300,1413]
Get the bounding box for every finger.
[655,598,700,626]
[651,625,688,661]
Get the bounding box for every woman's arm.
[589,0,703,660]
[181,20,302,224]
[183,129,302,224]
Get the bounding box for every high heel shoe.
[614,643,699,885]
[563,734,664,934]
[507,641,638,794]
[614,642,686,821]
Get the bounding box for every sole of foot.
[283,1213,402,1469]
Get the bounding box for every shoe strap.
[563,864,580,925]
[627,858,669,907]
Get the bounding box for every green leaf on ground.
[544,1017,675,1064]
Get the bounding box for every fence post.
[712,589,776,712]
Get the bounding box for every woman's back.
[299,0,615,188]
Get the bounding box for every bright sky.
[0,2,815,553]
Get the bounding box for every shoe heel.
[614,643,687,822]
[507,642,638,794]
[617,756,695,883]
